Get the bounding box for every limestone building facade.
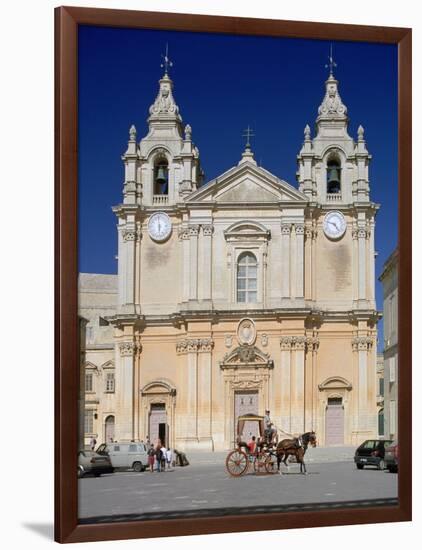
[79,64,380,449]
[379,248,398,440]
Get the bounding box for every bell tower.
[297,63,371,206]
[121,52,203,208]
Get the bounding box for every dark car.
[384,440,399,473]
[354,439,393,470]
[78,450,114,478]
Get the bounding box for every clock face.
[148,212,172,242]
[323,211,346,239]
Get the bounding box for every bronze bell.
[327,167,340,183]
[156,166,167,184]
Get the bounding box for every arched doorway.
[140,379,176,448]
[105,415,115,443]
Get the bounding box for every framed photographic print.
[55,5,412,543]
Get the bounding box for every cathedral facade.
[79,64,380,450]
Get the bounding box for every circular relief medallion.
[237,318,256,346]
[148,212,172,242]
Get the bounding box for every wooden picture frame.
[55,5,412,543]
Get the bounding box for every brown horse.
[276,431,317,474]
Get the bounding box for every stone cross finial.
[242,125,254,150]
[325,44,337,76]
[160,43,173,76]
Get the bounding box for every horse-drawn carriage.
[225,414,278,477]
[225,413,318,477]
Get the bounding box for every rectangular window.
[85,373,93,392]
[105,372,115,392]
[379,378,384,396]
[84,409,94,434]
[389,356,396,383]
[390,401,396,435]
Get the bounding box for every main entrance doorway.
[234,390,259,441]
[149,403,168,446]
[325,397,344,445]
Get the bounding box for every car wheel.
[356,464,364,470]
[133,462,143,472]
[378,459,385,470]
[78,466,84,478]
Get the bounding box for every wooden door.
[234,390,259,441]
[325,398,344,445]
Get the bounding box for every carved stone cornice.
[280,335,319,352]
[176,338,214,354]
[352,336,374,351]
[119,341,141,357]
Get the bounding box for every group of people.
[147,441,174,472]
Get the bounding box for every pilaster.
[281,224,291,298]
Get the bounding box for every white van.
[96,442,148,472]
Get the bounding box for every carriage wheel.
[226,450,248,477]
[253,452,267,475]
[265,455,278,474]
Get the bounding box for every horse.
[276,431,317,474]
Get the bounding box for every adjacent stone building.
[79,63,380,449]
[379,248,398,440]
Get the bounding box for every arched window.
[326,156,341,194]
[237,252,257,303]
[153,158,169,195]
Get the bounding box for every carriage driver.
[264,410,278,445]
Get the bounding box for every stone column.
[176,339,199,443]
[200,225,213,302]
[368,220,375,306]
[115,340,139,441]
[197,339,214,450]
[117,224,126,308]
[189,225,200,301]
[291,336,306,433]
[281,224,291,298]
[357,227,367,302]
[280,337,292,433]
[179,228,190,303]
[304,227,313,300]
[123,228,136,309]
[295,224,305,298]
[305,336,319,431]
[352,336,374,436]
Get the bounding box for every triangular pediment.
[186,162,308,204]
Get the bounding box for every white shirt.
[166,449,172,461]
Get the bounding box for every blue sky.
[78,26,398,349]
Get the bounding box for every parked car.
[96,441,149,472]
[384,440,399,473]
[78,450,114,478]
[354,439,393,470]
